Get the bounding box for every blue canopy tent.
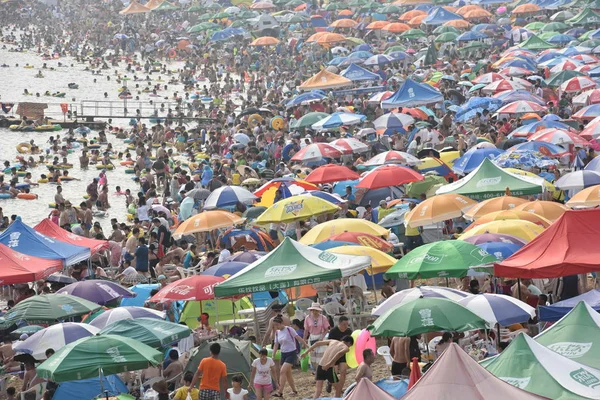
[422,7,464,26]
[53,375,128,400]
[0,217,90,266]
[539,290,600,322]
[381,79,444,109]
[341,63,381,82]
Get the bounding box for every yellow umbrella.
[173,210,245,237]
[299,219,389,245]
[327,246,396,275]
[459,220,544,242]
[464,210,552,232]
[513,200,568,222]
[566,185,600,209]
[404,194,477,228]
[504,168,558,196]
[255,195,339,224]
[464,196,528,220]
[439,151,460,167]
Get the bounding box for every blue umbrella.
[347,50,373,59]
[555,170,600,190]
[584,155,600,172]
[494,150,559,169]
[548,34,576,44]
[328,56,348,66]
[536,52,562,63]
[333,179,360,196]
[301,190,345,205]
[493,89,546,106]
[120,284,160,307]
[459,293,536,326]
[507,141,567,156]
[225,251,266,263]
[201,261,249,277]
[387,51,409,61]
[499,58,537,71]
[454,97,503,122]
[452,148,504,175]
[311,241,358,251]
[456,31,487,41]
[474,241,523,261]
[363,54,394,66]
[508,120,573,137]
[354,44,371,52]
[203,186,257,209]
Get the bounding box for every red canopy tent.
[0,243,62,284]
[34,219,109,254]
[494,209,600,279]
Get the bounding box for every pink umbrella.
[580,116,600,139]
[290,143,343,162]
[472,72,506,84]
[572,54,599,64]
[149,275,225,302]
[363,150,421,166]
[496,100,546,114]
[368,91,394,104]
[560,76,598,93]
[498,67,533,77]
[548,59,581,73]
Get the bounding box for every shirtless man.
[97,186,110,211]
[0,338,19,372]
[79,202,93,236]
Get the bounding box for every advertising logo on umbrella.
[419,309,434,326]
[470,248,492,261]
[570,368,600,388]
[265,265,297,278]
[168,285,194,296]
[8,232,21,248]
[107,346,127,363]
[499,377,530,389]
[284,200,304,216]
[408,253,443,264]
[548,342,592,359]
[476,177,502,188]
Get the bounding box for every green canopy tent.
[185,339,252,388]
[567,8,600,26]
[481,333,600,400]
[545,70,586,87]
[153,1,178,11]
[435,158,544,201]
[214,237,371,297]
[385,241,497,280]
[518,34,555,50]
[535,302,600,370]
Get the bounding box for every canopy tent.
[518,34,555,50]
[403,343,547,400]
[34,219,108,255]
[422,7,464,25]
[538,290,600,321]
[435,159,544,200]
[382,79,444,109]
[340,63,382,82]
[495,209,600,278]
[214,237,370,297]
[53,374,128,400]
[119,0,151,14]
[0,242,62,285]
[566,8,600,25]
[481,333,600,400]
[299,69,352,90]
[536,302,600,370]
[0,217,90,266]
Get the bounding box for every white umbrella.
[458,293,536,326]
[89,307,165,329]
[13,323,99,360]
[204,186,257,209]
[372,286,471,316]
[373,112,415,130]
[555,170,600,190]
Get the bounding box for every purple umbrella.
[225,251,266,263]
[461,233,527,246]
[57,280,136,305]
[201,261,249,277]
[88,306,165,329]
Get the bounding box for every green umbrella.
[290,112,330,129]
[37,335,162,382]
[287,0,304,6]
[368,297,488,337]
[287,14,310,23]
[212,11,230,19]
[99,318,191,348]
[580,38,600,47]
[538,31,560,40]
[545,70,585,87]
[188,22,220,33]
[435,32,458,43]
[348,0,367,6]
[345,37,365,45]
[401,29,426,39]
[524,21,545,31]
[433,25,459,35]
[542,21,569,32]
[243,206,267,219]
[205,2,221,9]
[198,12,213,21]
[324,3,340,10]
[459,42,490,52]
[4,294,101,325]
[405,175,447,198]
[10,325,44,339]
[386,241,497,280]
[380,4,401,13]
[229,20,246,28]
[550,10,573,21]
[187,3,204,12]
[153,1,179,11]
[384,45,406,53]
[238,10,258,19]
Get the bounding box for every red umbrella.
[408,357,422,389]
[327,232,393,252]
[356,165,423,190]
[305,164,360,184]
[149,275,224,302]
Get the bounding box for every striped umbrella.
[330,138,370,154]
[203,186,257,209]
[368,91,394,104]
[573,104,600,119]
[496,100,546,114]
[13,323,99,361]
[363,150,421,166]
[498,67,534,76]
[363,54,394,66]
[529,128,590,146]
[559,76,598,93]
[311,112,366,130]
[372,286,471,316]
[482,79,526,94]
[290,143,344,162]
[89,306,165,329]
[373,112,415,130]
[472,72,506,84]
[458,293,535,326]
[555,170,600,190]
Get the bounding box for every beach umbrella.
[56,281,136,306]
[382,22,410,33]
[460,233,527,246]
[373,112,415,130]
[330,19,358,29]
[363,54,394,66]
[464,196,528,220]
[506,140,568,156]
[201,261,249,277]
[433,25,460,34]
[573,104,600,120]
[463,8,492,19]
[255,194,339,224]
[37,335,162,382]
[327,245,396,274]
[249,36,280,46]
[300,190,345,205]
[11,325,44,340]
[560,76,598,93]
[403,194,476,228]
[286,91,326,108]
[512,3,541,14]
[493,150,560,169]
[445,19,471,29]
[326,232,393,252]
[366,20,389,30]
[305,164,360,184]
[363,150,421,167]
[459,220,545,242]
[185,188,211,201]
[551,10,574,21]
[465,210,551,231]
[452,148,503,175]
[386,241,497,280]
[4,294,101,325]
[555,170,600,190]
[315,33,347,45]
[290,143,344,162]
[174,210,245,237]
[456,31,487,41]
[203,186,257,210]
[481,79,525,94]
[471,241,524,260]
[400,29,426,39]
[496,100,546,114]
[224,250,266,264]
[566,184,600,208]
[368,297,488,337]
[300,218,389,245]
[399,9,426,21]
[459,294,536,326]
[250,1,274,8]
[99,318,191,348]
[435,32,459,43]
[254,178,317,206]
[472,72,506,84]
[149,275,224,303]
[529,128,589,147]
[46,273,77,284]
[13,323,100,361]
[356,165,423,190]
[329,138,370,154]
[380,4,401,13]
[372,286,471,316]
[290,112,329,129]
[88,307,165,329]
[513,200,568,222]
[311,112,366,130]
[187,22,219,33]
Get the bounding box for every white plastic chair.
[377,346,393,366]
[295,298,313,311]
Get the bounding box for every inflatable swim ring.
[271,116,285,130]
[0,193,11,199]
[58,176,75,182]
[38,179,49,183]
[125,168,135,174]
[354,329,377,365]
[17,193,37,200]
[345,330,361,369]
[120,160,134,166]
[96,164,114,170]
[17,143,32,154]
[88,144,101,150]
[17,171,27,177]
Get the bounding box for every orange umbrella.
[464,9,492,19]
[443,19,471,29]
[330,19,358,28]
[173,210,245,237]
[394,0,432,5]
[456,4,483,16]
[513,200,568,222]
[249,36,280,46]
[145,0,162,9]
[177,39,190,50]
[521,113,541,120]
[404,194,477,228]
[399,9,426,21]
[408,15,426,26]
[306,31,328,42]
[315,33,347,45]
[512,3,541,14]
[294,3,306,10]
[119,0,150,14]
[249,1,274,9]
[382,22,410,33]
[464,210,552,232]
[366,20,391,30]
[338,9,354,16]
[464,196,528,220]
[399,108,428,119]
[566,185,600,208]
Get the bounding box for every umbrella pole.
[445,277,449,288]
[370,267,378,305]
[517,278,522,301]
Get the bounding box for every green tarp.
[435,158,544,201]
[214,237,370,297]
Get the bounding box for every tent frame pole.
[251,293,259,344]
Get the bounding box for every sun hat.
[307,302,323,312]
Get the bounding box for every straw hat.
[308,303,323,312]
